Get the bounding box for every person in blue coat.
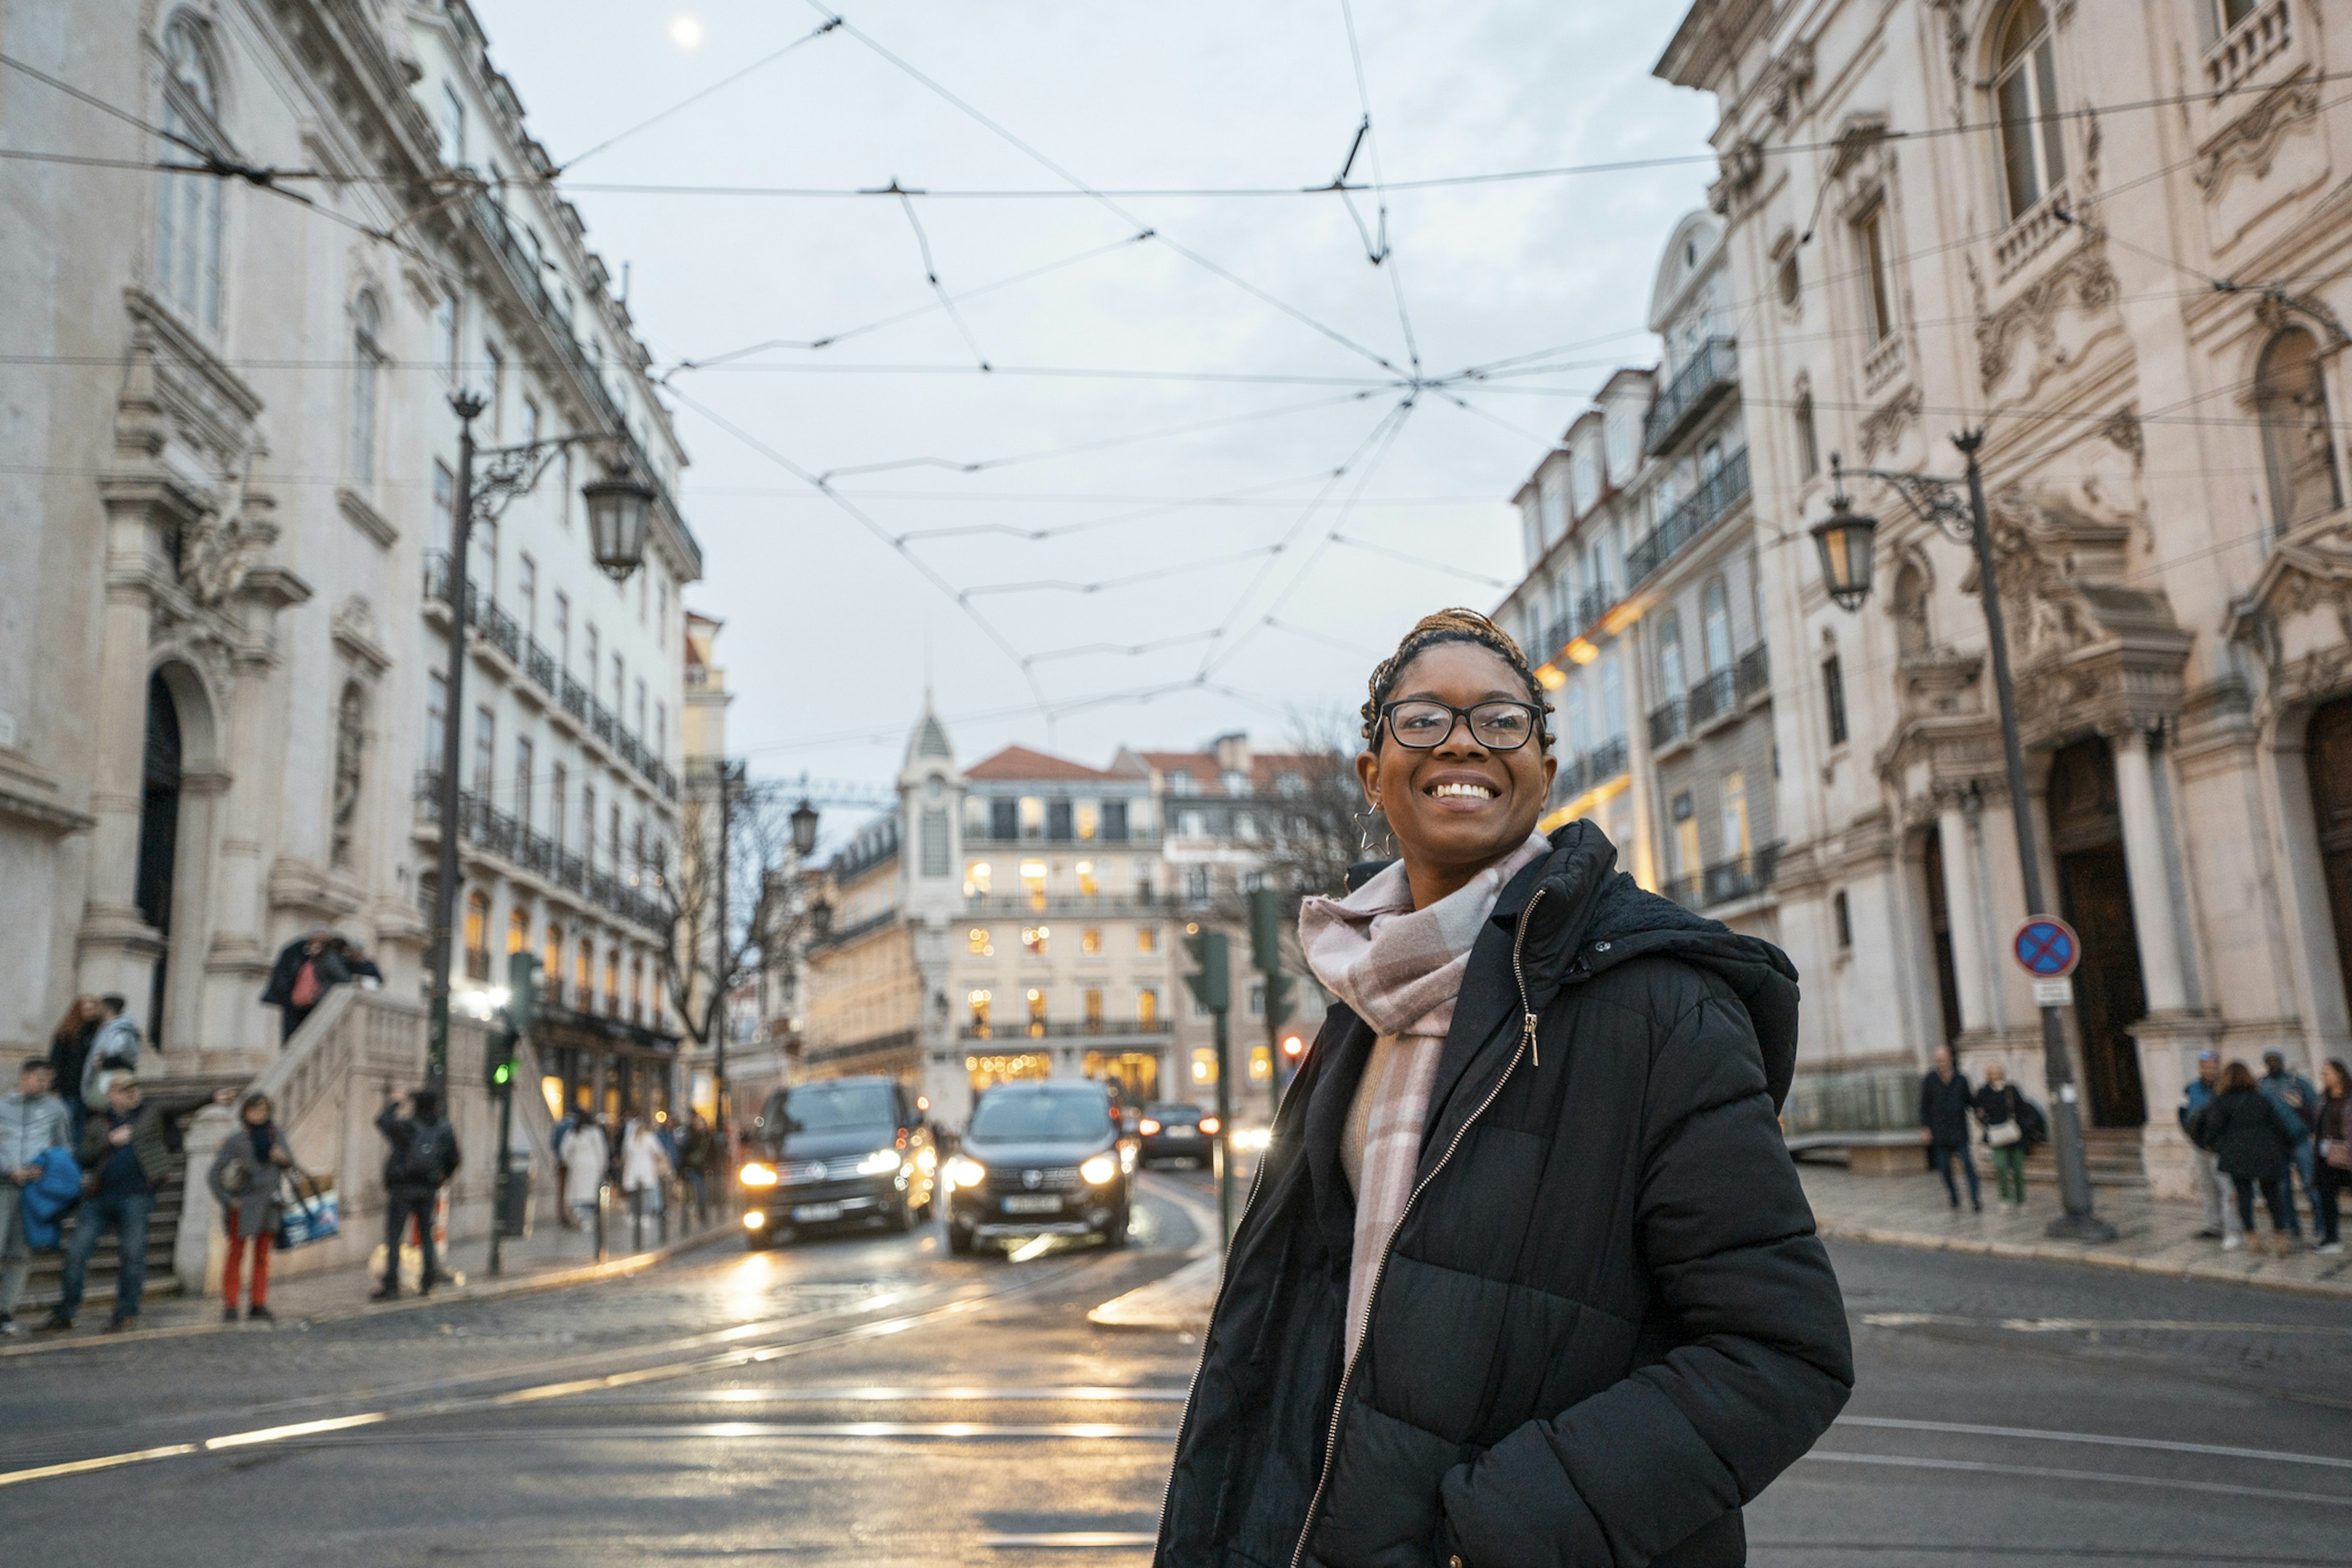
[20,1144,85,1251]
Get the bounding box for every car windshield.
[775,1082,896,1135]
[1147,1104,1200,1123]
[969,1091,1110,1142]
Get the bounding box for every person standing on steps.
[1156,610,1851,1568]
[2312,1059,2350,1256]
[41,1077,217,1334]
[1973,1060,2030,1208]
[1921,1046,1981,1213]
[372,1089,459,1300]
[0,1058,72,1336]
[80,995,140,1112]
[208,1091,295,1323]
[46,995,102,1146]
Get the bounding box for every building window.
[543,921,563,1001]
[575,938,592,1003]
[435,294,458,382]
[1076,860,1099,896]
[484,342,505,440]
[630,957,644,1023]
[1026,987,1047,1035]
[1248,982,1265,1019]
[464,891,491,981]
[1702,578,1734,674]
[1856,200,1895,344]
[1020,859,1047,910]
[1721,771,1749,861]
[582,784,597,867]
[1993,1,2064,221]
[1081,927,1103,956]
[1776,249,1800,309]
[425,669,448,777]
[2256,328,2342,533]
[514,736,533,829]
[1599,654,1626,741]
[609,804,622,869]
[635,678,647,741]
[1185,866,1211,904]
[472,707,494,797]
[1794,387,1819,479]
[965,860,992,897]
[654,703,666,764]
[156,17,224,332]
[1137,925,1159,955]
[1047,800,1074,841]
[1019,796,1046,839]
[507,905,529,957]
[1138,988,1159,1027]
[1167,769,1194,794]
[1084,989,1104,1029]
[518,554,537,638]
[1657,613,1686,701]
[1022,925,1049,956]
[584,626,598,693]
[969,989,992,1036]
[1075,800,1099,839]
[439,80,466,164]
[1833,889,1854,949]
[920,808,949,878]
[349,292,383,486]
[1102,800,1129,840]
[1823,654,1850,746]
[603,950,620,1016]
[553,592,570,671]
[968,926,993,956]
[989,798,1018,840]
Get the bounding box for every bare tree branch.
[650,774,815,1048]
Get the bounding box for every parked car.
[944,1079,1133,1256]
[739,1076,937,1249]
[1137,1101,1218,1168]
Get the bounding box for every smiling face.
[1357,641,1555,908]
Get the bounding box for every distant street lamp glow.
[668,13,706,50]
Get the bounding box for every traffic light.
[1246,888,1295,1027]
[1182,923,1231,1013]
[506,950,541,1035]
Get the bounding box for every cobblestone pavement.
[6,1169,2348,1566]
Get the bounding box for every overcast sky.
[472,0,1719,826]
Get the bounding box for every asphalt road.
[6,1164,2350,1566]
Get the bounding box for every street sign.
[2032,977,2073,1008]
[2012,916,2080,979]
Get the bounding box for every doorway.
[2307,695,2352,1014]
[2048,737,2147,1127]
[134,671,183,1050]
[1920,827,1963,1049]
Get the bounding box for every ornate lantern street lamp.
[583,469,657,583]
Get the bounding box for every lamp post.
[1809,435,2115,1242]
[425,390,655,1100]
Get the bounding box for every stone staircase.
[2024,1125,2148,1189]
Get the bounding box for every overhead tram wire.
[1335,0,1420,379]
[891,468,1353,545]
[959,543,1287,600]
[1326,533,1510,589]
[556,15,843,173]
[890,183,992,371]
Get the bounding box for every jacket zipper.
[1286,887,1551,1568]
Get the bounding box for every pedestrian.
[329,935,384,989]
[620,1116,669,1240]
[2260,1050,2321,1238]
[1973,1060,2029,1208]
[372,1088,459,1300]
[1921,1045,1982,1212]
[2190,1060,2304,1256]
[1,1058,72,1335]
[41,1075,192,1333]
[207,1092,295,1324]
[561,1110,608,1230]
[679,1112,715,1226]
[47,995,102,1146]
[1158,610,1851,1568]
[80,994,140,1111]
[2179,1050,2241,1243]
[2313,1058,2350,1257]
[260,929,368,1044]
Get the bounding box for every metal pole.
[1214,1005,1234,1250]
[488,1038,514,1276]
[426,398,483,1099]
[1265,1009,1283,1123]
[711,760,733,1149]
[1955,431,2114,1242]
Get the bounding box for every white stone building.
[1659,0,2352,1191]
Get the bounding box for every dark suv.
[740,1077,936,1248]
[944,1080,1131,1255]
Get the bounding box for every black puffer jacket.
[1157,822,1852,1568]
[2192,1088,2300,1183]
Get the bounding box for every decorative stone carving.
[2195,75,2321,197]
[2224,514,2352,713]
[179,491,280,608]
[2099,407,2144,467]
[1975,232,2120,391]
[331,683,366,869]
[331,595,392,677]
[1859,386,1923,462]
[1766,39,1814,124]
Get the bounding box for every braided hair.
[1359,608,1555,752]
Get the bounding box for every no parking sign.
[2013,916,2079,1008]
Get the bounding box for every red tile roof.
[964,744,1126,783]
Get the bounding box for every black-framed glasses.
[1379,699,1543,751]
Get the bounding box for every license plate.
[791,1202,844,1223]
[1002,1194,1062,1215]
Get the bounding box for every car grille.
[984,1165,1082,1194]
[780,1158,872,1185]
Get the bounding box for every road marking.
[247,1422,1184,1446]
[565,1385,1191,1404]
[1863,1311,2352,1335]
[1802,1450,2352,1507]
[0,1443,200,1490]
[203,1414,388,1450]
[1839,1415,2352,1472]
[980,1534,1157,1549]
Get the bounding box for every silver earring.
[1354,807,1394,858]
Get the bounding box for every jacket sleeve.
[207,1139,239,1208]
[1439,990,1856,1567]
[1918,1073,1932,1129]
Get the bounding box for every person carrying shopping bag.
[207,1092,295,1323]
[1973,1061,2031,1208]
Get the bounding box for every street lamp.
[426,390,653,1100]
[790,797,820,859]
[1812,437,2116,1243]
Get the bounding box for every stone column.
[1936,796,1991,1035]
[77,499,175,1000]
[2113,727,2187,1014]
[1619,620,1660,891]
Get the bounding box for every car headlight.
[944,1155,987,1190]
[1080,1153,1117,1186]
[856,1147,901,1176]
[1137,1118,1161,1136]
[739,1162,778,1188]
[915,1147,937,1172]
[1232,1127,1272,1152]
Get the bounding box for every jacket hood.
[1349,818,1803,1109]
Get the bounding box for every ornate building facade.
[1659,0,2352,1191]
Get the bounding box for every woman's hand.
[271,1147,293,1167]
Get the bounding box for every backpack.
[396,1120,456,1188]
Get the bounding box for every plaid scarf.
[1300,831,1550,1354]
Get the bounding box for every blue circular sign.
[2013,917,2079,979]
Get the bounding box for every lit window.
[1020,859,1047,910]
[969,989,992,1036]
[1084,989,1104,1028]
[1081,928,1103,956]
[967,927,993,957]
[507,907,529,956]
[1138,989,1159,1027]
[1138,926,1159,955]
[1076,860,1099,895]
[1075,801,1099,839]
[1022,926,1050,956]
[965,861,992,897]
[1026,988,1047,1035]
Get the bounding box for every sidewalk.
[1800,1161,2352,1298]
[3,1202,741,1357]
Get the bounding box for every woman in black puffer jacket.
[1156,611,1852,1568]
[2191,1060,2303,1256]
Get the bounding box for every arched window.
[1892,562,1932,658]
[1566,684,1594,756]
[350,292,383,486]
[1993,0,2065,219]
[2257,328,2342,533]
[156,15,224,330]
[464,890,491,980]
[1793,386,1819,479]
[1657,612,1686,701]
[1702,578,1734,674]
[544,921,564,1003]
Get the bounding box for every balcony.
[1663,842,1784,913]
[1555,734,1631,803]
[1643,336,1738,456]
[2206,0,2289,97]
[1735,641,1770,704]
[1648,698,1687,750]
[413,771,666,931]
[1626,448,1751,588]
[959,1019,1175,1041]
[1687,667,1737,729]
[966,891,1173,918]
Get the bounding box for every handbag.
[276,1170,340,1250]
[1986,1118,2023,1148]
